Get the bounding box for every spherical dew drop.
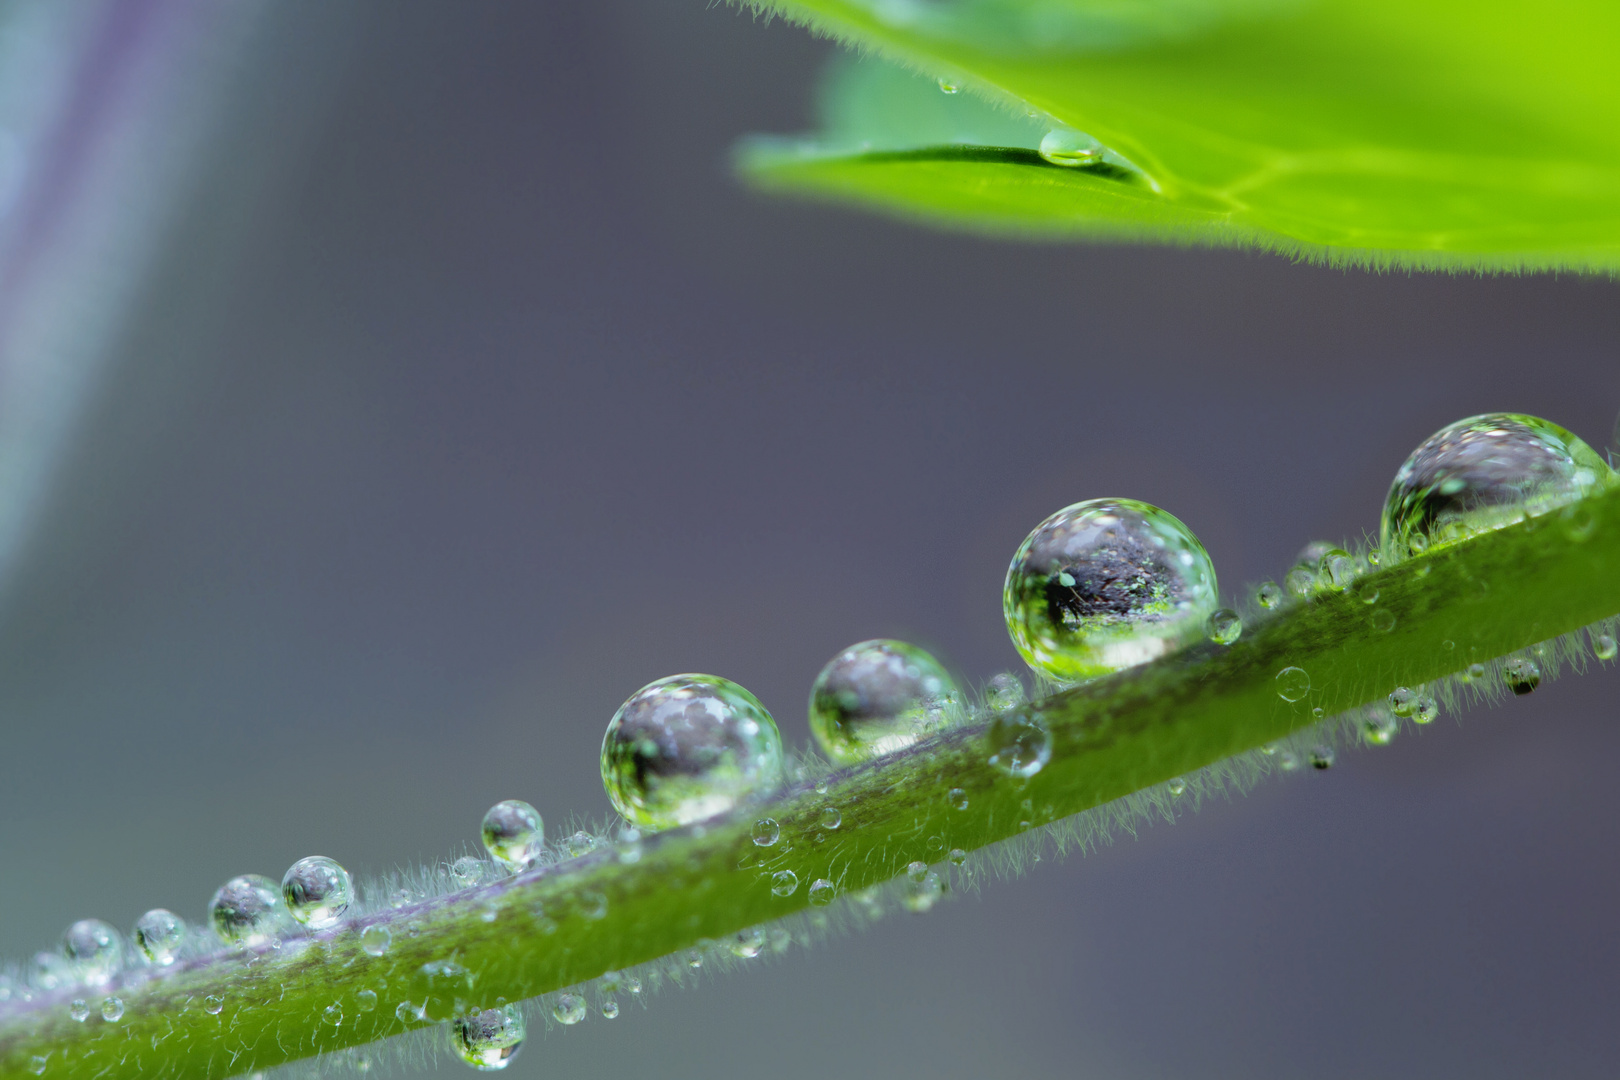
[809,639,961,764]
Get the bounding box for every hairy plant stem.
[5,487,1620,1080]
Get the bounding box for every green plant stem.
[4,487,1619,1080]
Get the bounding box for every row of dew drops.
[8,413,1619,1074]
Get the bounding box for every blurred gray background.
[2,3,1619,1078]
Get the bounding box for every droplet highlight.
[1005,499,1217,680]
[601,674,784,829]
[809,639,961,764]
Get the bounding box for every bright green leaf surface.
[736,0,1620,270]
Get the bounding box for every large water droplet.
[985,713,1052,779]
[1503,657,1541,695]
[1275,667,1310,703]
[552,994,587,1026]
[1038,127,1103,167]
[360,925,392,957]
[132,910,185,967]
[601,674,784,829]
[984,673,1025,712]
[770,870,799,897]
[452,1005,525,1070]
[1595,632,1618,661]
[751,818,780,846]
[481,800,543,872]
[809,640,961,764]
[1383,414,1610,559]
[282,856,352,929]
[1206,608,1242,645]
[1004,499,1217,680]
[61,920,124,986]
[211,875,291,945]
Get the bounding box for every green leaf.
[734,1,1620,271]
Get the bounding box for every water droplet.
[1167,778,1187,797]
[1038,127,1104,167]
[624,975,643,995]
[553,994,586,1025]
[100,997,124,1022]
[770,870,799,897]
[1355,580,1380,605]
[1370,609,1396,633]
[360,925,392,956]
[809,639,961,763]
[1319,551,1359,591]
[69,1000,89,1023]
[61,919,125,985]
[906,861,929,883]
[937,76,958,94]
[210,875,291,946]
[601,998,620,1019]
[282,856,352,929]
[562,831,597,859]
[1255,582,1283,609]
[902,870,943,912]
[1311,706,1326,719]
[395,1000,422,1023]
[1276,750,1300,771]
[132,909,185,967]
[1206,608,1242,645]
[808,879,836,906]
[601,674,784,829]
[356,989,378,1012]
[1005,499,1217,679]
[985,713,1052,778]
[948,848,967,866]
[450,856,489,888]
[1308,745,1335,770]
[731,929,764,958]
[1503,657,1542,695]
[948,787,969,810]
[1284,567,1317,598]
[820,807,842,830]
[577,891,608,920]
[751,818,780,846]
[389,888,414,909]
[984,673,1025,712]
[29,1057,46,1076]
[1388,687,1418,717]
[1362,713,1399,745]
[453,1005,525,1070]
[481,800,543,872]
[1275,667,1310,703]
[323,1003,344,1027]
[1468,662,1487,679]
[204,995,225,1016]
[1383,413,1610,559]
[1412,695,1439,724]
[1595,633,1618,661]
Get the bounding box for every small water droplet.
[62,919,125,986]
[1355,579,1380,605]
[1319,551,1358,591]
[1595,633,1618,661]
[820,807,842,829]
[948,848,967,866]
[211,875,291,946]
[906,861,929,883]
[1388,687,1418,717]
[1276,750,1300,771]
[1309,746,1335,770]
[937,76,958,94]
[552,994,587,1025]
[449,856,489,888]
[1362,713,1399,746]
[770,870,799,897]
[283,856,352,930]
[30,1057,46,1076]
[1284,567,1317,598]
[577,891,608,920]
[902,870,943,912]
[1468,662,1487,679]
[452,1004,525,1070]
[1503,657,1541,695]
[1256,582,1282,609]
[396,1000,423,1023]
[602,674,784,829]
[808,879,836,906]
[752,818,780,846]
[204,995,225,1016]
[1311,706,1326,719]
[100,997,124,1022]
[731,929,764,958]
[984,673,1025,712]
[1206,608,1242,645]
[356,989,378,1012]
[813,777,829,795]
[1383,413,1608,558]
[809,639,961,763]
[360,925,392,956]
[1412,695,1439,724]
[69,1000,89,1023]
[947,787,968,811]
[132,909,185,967]
[1275,667,1310,702]
[1038,127,1104,167]
[1167,778,1187,797]
[985,713,1052,779]
[389,888,414,909]
[624,975,643,995]
[323,1003,344,1027]
[601,998,620,1019]
[1005,499,1218,679]
[1370,609,1396,633]
[481,800,544,872]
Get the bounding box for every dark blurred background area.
[1,3,1618,1078]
